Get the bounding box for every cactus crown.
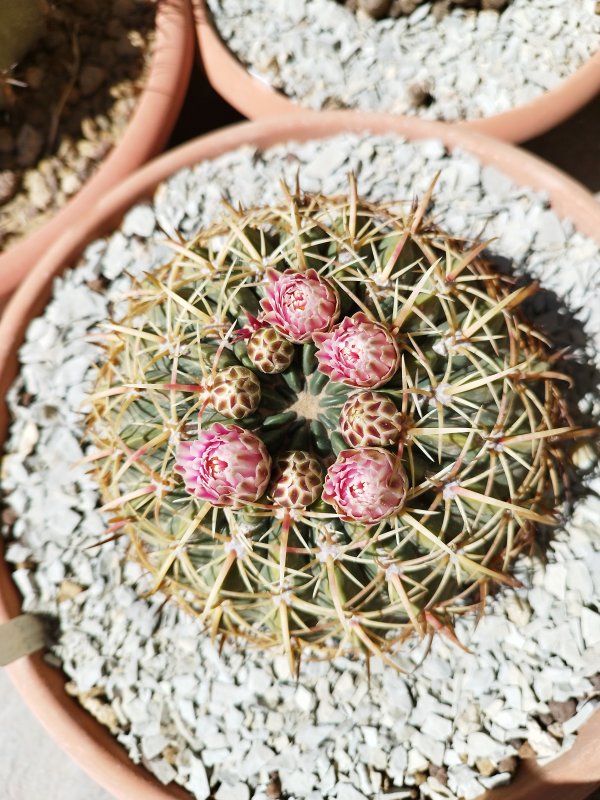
[88,177,591,670]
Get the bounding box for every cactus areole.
[88,179,593,668]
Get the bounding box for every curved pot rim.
[1,112,600,800]
[0,0,195,303]
[193,0,600,145]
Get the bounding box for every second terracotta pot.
[193,0,600,144]
[0,0,195,306]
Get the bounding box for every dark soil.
[335,0,511,21]
[0,0,156,252]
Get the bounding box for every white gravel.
[205,0,600,121]
[3,133,600,800]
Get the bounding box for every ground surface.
[0,62,599,800]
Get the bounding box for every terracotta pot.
[192,0,600,144]
[1,113,600,800]
[0,0,195,307]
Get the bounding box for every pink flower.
[260,268,339,343]
[322,447,407,524]
[175,423,271,508]
[314,312,399,388]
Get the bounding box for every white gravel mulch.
[2,133,600,800]
[205,0,600,121]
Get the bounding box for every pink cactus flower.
[322,447,407,524]
[175,423,271,508]
[314,312,399,388]
[260,268,339,343]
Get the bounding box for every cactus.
[0,0,48,109]
[88,178,593,670]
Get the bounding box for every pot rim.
[0,0,195,302]
[1,112,600,800]
[193,0,600,145]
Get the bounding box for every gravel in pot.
[203,0,600,120]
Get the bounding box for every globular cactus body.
[89,179,591,666]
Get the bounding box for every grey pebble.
[335,783,368,800]
[215,782,250,800]
[122,204,157,238]
[78,65,107,97]
[16,124,44,168]
[0,170,20,204]
[188,761,211,799]
[23,171,52,211]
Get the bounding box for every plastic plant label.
[0,614,45,666]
